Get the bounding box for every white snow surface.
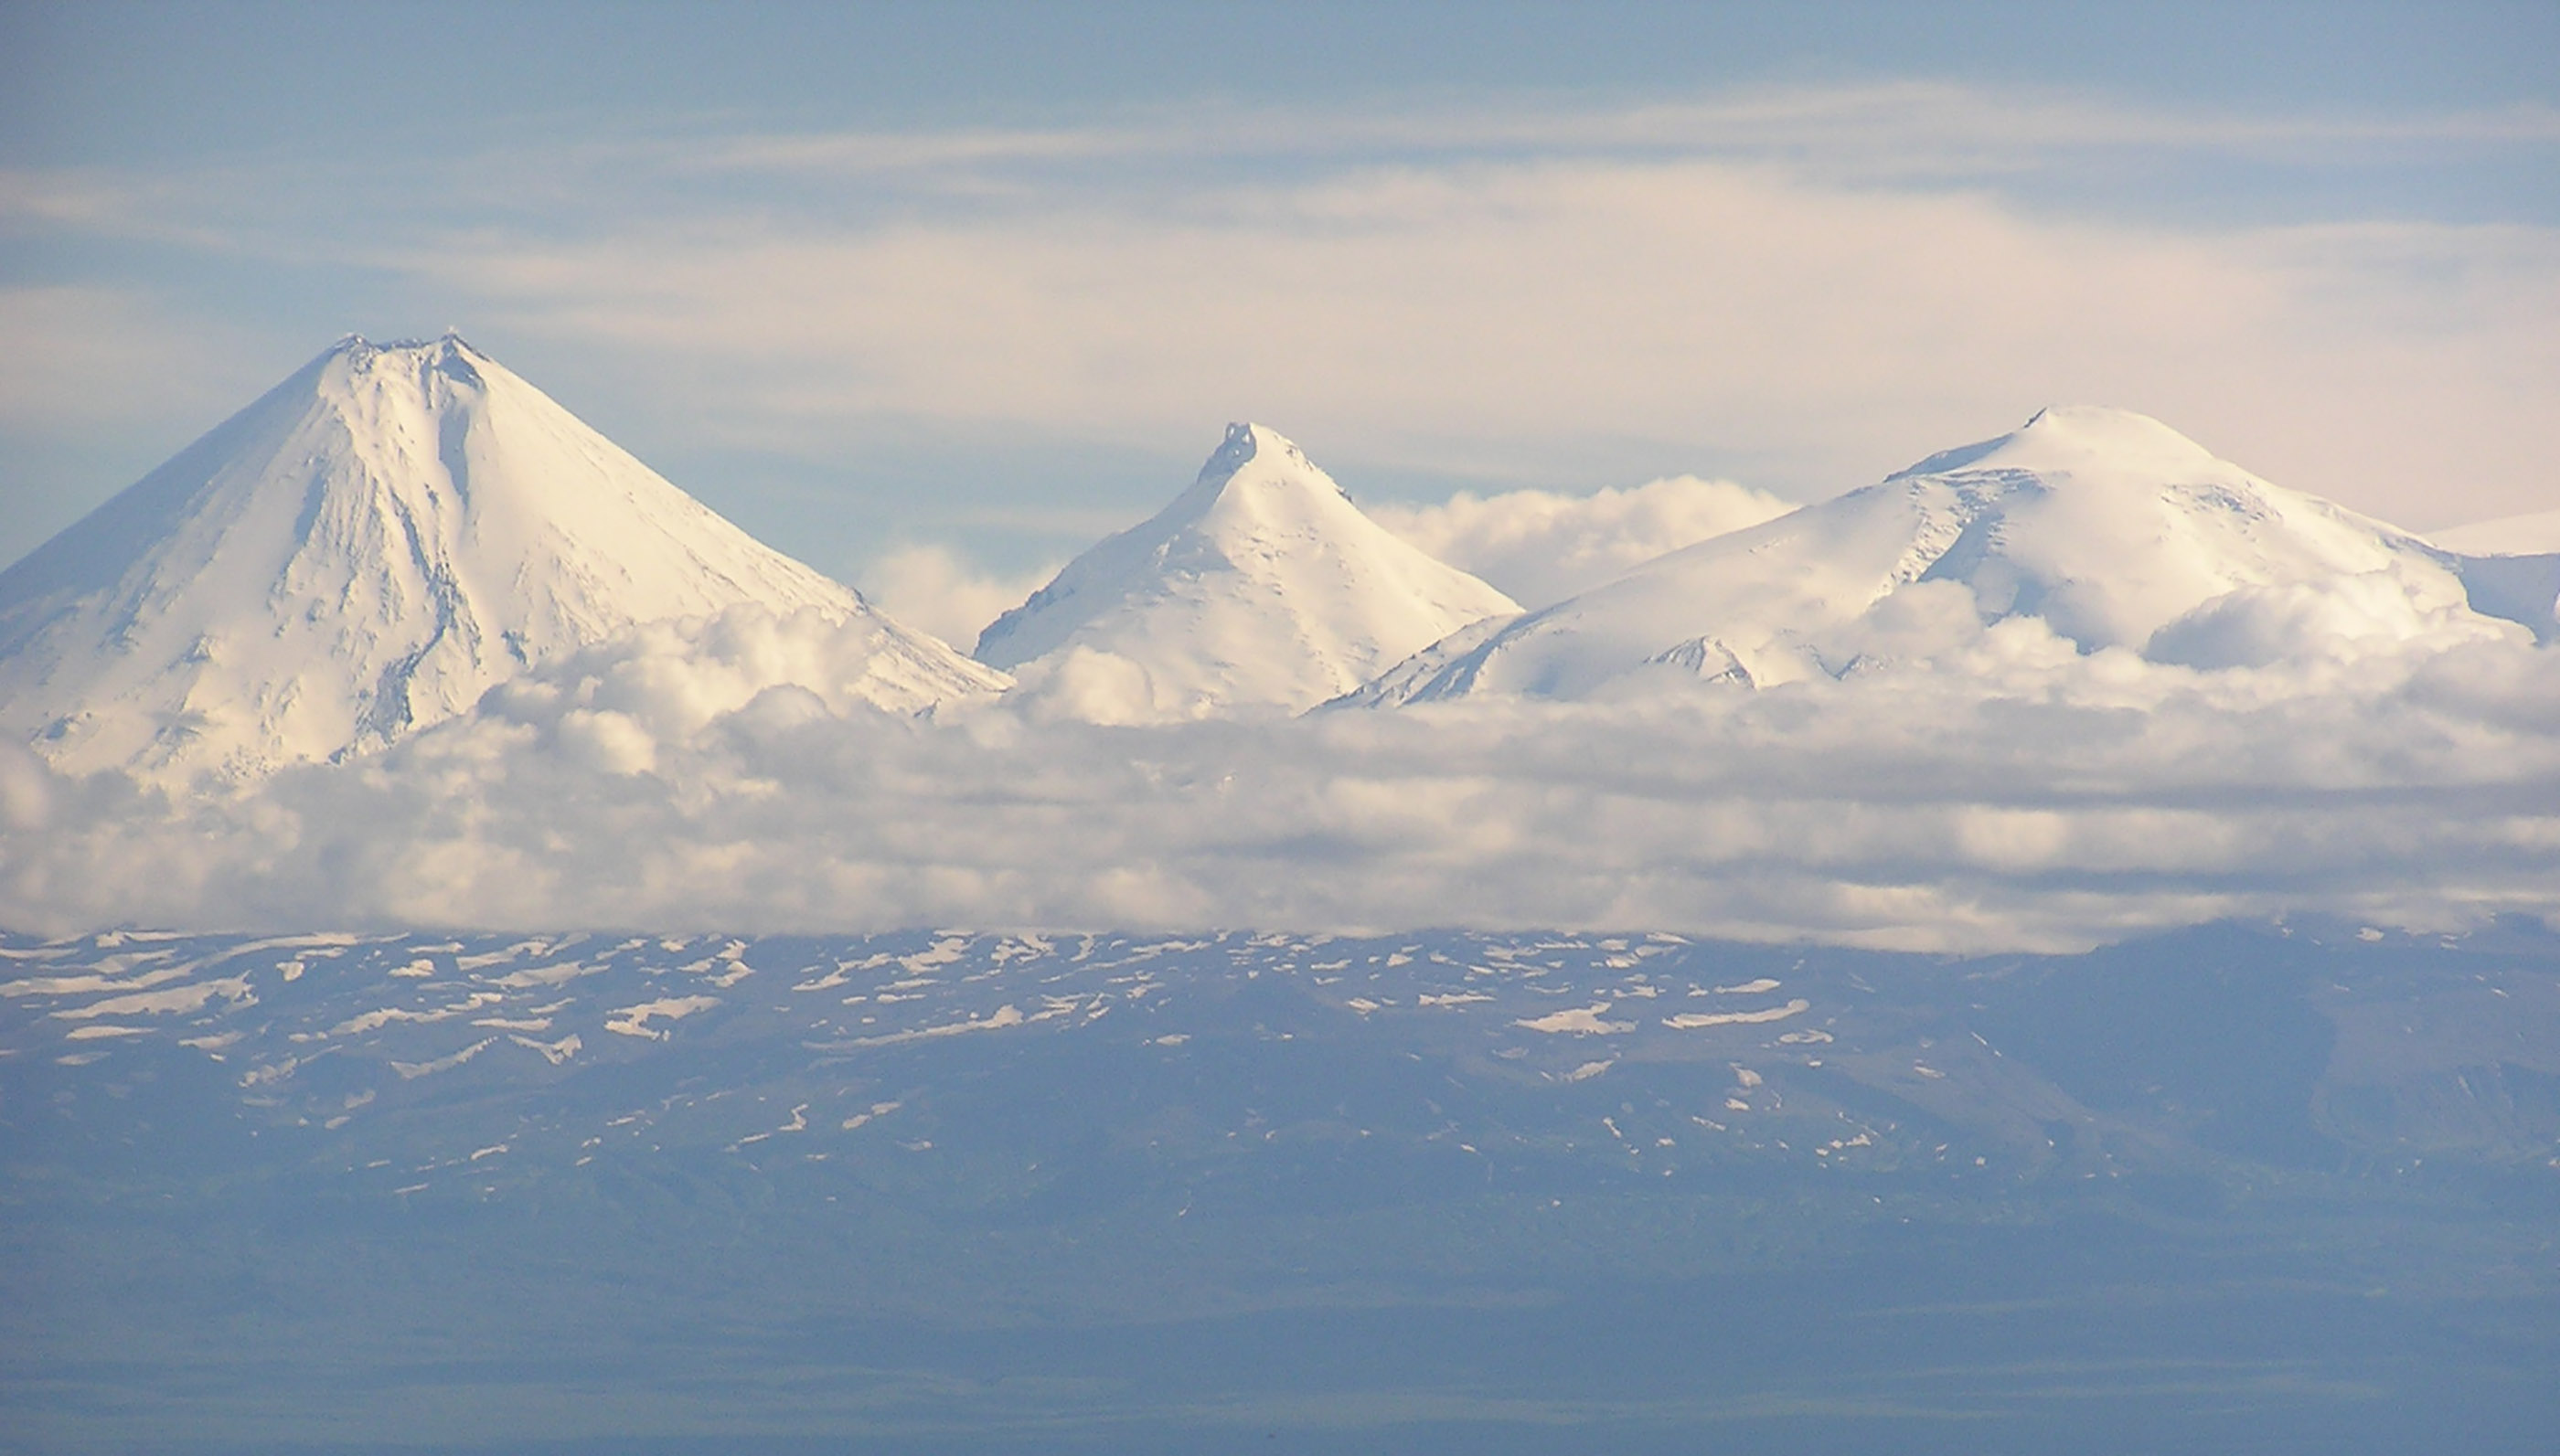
[1353,407,2520,706]
[2430,508,2560,558]
[0,335,998,782]
[975,424,1519,720]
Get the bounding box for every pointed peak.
[0,332,897,781]
[431,329,491,364]
[1189,420,1261,488]
[1183,422,1346,510]
[972,420,1518,708]
[1196,421,1303,483]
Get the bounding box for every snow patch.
[1515,1004,1636,1035]
[1663,999,1811,1029]
[390,1037,497,1079]
[604,995,721,1040]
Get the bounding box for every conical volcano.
[0,335,997,781]
[975,423,1519,719]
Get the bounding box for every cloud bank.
[5,600,2555,953]
[1369,476,1794,609]
[856,544,1062,651]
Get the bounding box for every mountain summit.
[0,335,996,781]
[976,423,1519,719]
[1356,406,2516,704]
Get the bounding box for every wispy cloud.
[353,155,2554,526]
[3,81,2555,567]
[673,83,2560,181]
[0,285,279,431]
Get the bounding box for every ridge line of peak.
[325,332,485,359]
[1187,421,1343,504]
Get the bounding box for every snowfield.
[2,344,2557,950]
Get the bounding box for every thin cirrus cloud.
[0,80,2555,580]
[405,156,2556,526]
[677,82,2560,181]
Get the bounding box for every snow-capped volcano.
[976,423,1519,719]
[1357,406,2520,704]
[0,335,1000,782]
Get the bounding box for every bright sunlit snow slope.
[2428,509,2560,643]
[1358,407,2528,705]
[975,423,1519,720]
[2431,508,2560,557]
[0,335,1002,783]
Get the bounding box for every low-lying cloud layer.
[6,600,2555,952]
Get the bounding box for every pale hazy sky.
[5,1,2555,587]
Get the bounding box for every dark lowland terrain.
[4,920,2557,1452]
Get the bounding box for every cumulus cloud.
[1368,476,1794,609]
[5,601,2557,953]
[855,544,1060,653]
[2142,570,2512,671]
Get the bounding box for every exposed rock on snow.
[976,423,1519,720]
[0,335,1000,783]
[1354,407,2524,704]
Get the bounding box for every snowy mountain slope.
[2428,511,2560,642]
[2430,508,2560,557]
[0,335,1000,782]
[1354,407,2519,705]
[975,423,1519,719]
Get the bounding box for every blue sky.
[5,1,2556,603]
